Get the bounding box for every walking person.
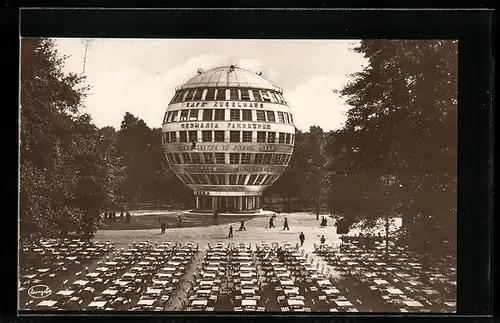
[161,221,166,234]
[320,235,326,249]
[238,220,246,231]
[283,217,290,230]
[177,214,182,227]
[269,216,274,228]
[277,247,285,262]
[299,232,305,247]
[228,225,234,238]
[120,212,124,223]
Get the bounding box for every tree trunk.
[316,196,320,220]
[385,213,390,259]
[288,196,292,213]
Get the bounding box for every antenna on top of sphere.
[229,65,235,72]
[197,68,204,74]
[80,38,94,74]
[256,71,263,76]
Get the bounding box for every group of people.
[224,214,330,250]
[160,215,183,234]
[299,232,326,248]
[227,220,247,238]
[320,216,328,227]
[341,232,383,248]
[103,211,131,223]
[227,214,291,239]
[268,214,290,230]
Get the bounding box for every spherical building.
[161,65,295,213]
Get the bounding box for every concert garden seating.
[20,239,199,311]
[313,241,456,312]
[19,239,455,312]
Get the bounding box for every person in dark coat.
[282,217,289,230]
[269,216,274,228]
[120,212,124,223]
[177,215,182,227]
[228,225,233,238]
[299,232,305,247]
[238,220,246,231]
[126,212,131,223]
[277,247,285,262]
[320,235,326,246]
[161,221,166,234]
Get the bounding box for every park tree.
[19,37,118,241]
[266,128,303,211]
[116,112,152,205]
[267,126,328,216]
[115,112,191,208]
[326,40,457,257]
[305,126,327,219]
[151,127,192,207]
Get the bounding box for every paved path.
[164,250,205,311]
[96,212,401,250]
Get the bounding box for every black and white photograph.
[19,37,457,313]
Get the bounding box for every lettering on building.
[179,165,282,173]
[186,102,208,108]
[213,102,264,108]
[184,166,219,173]
[235,166,276,173]
[168,143,282,152]
[197,186,244,192]
[180,123,219,129]
[227,123,271,130]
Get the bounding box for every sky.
[54,38,368,132]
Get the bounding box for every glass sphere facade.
[161,65,295,213]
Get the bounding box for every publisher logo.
[28,285,52,299]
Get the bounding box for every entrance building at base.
[161,65,295,214]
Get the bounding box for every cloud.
[237,58,280,82]
[82,53,229,129]
[52,38,367,131]
[286,75,350,132]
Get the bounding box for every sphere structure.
[161,65,295,213]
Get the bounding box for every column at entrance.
[195,196,200,209]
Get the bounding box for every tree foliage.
[325,40,457,257]
[20,38,121,241]
[20,38,456,257]
[267,126,328,211]
[115,112,191,207]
